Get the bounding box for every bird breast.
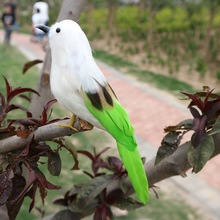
[50,60,104,130]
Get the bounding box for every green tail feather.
[84,93,149,203]
[117,142,149,204]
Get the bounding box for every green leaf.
[113,197,144,210]
[73,174,113,210]
[209,115,220,135]
[155,131,182,165]
[188,134,215,173]
[48,151,62,176]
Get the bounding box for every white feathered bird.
[37,19,149,204]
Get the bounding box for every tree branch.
[38,133,220,220]
[107,133,220,196]
[29,0,87,118]
[0,118,93,154]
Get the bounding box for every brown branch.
[0,0,87,218]
[108,133,220,196]
[29,0,87,118]
[37,133,220,220]
[0,119,93,154]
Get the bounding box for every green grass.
[130,69,194,92]
[81,5,220,81]
[0,45,115,219]
[93,49,137,69]
[0,44,39,93]
[0,44,40,120]
[93,49,194,93]
[0,43,203,220]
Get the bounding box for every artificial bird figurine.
[37,19,149,204]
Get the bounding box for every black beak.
[36,25,50,33]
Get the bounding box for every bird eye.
[56,28,61,33]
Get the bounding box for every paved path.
[1,30,220,219]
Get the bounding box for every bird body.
[39,19,149,204]
[49,21,105,128]
[50,46,104,129]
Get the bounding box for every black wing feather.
[86,92,103,110]
[102,86,113,106]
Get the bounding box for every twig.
[0,118,92,154]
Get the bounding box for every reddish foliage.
[182,90,220,147]
[0,78,62,219]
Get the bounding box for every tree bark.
[29,0,87,118]
[108,134,220,195]
[0,1,87,219]
[0,118,93,154]
[1,115,220,215]
[2,122,220,186]
[2,0,220,219]
[107,0,117,32]
[87,0,94,20]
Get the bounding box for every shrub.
[196,57,207,77]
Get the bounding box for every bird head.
[37,19,91,54]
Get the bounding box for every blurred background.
[1,0,220,89]
[1,1,220,220]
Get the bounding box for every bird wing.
[82,81,149,204]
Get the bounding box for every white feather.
[48,19,107,129]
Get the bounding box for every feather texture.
[83,84,149,203]
[47,19,149,203]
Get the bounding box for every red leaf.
[3,76,12,98]
[192,115,207,148]
[5,104,32,117]
[34,168,60,190]
[44,99,57,112]
[7,175,26,220]
[53,198,68,207]
[0,170,13,205]
[96,147,110,159]
[19,94,31,102]
[182,92,204,112]
[78,150,95,161]
[41,99,57,124]
[189,107,201,118]
[106,189,124,204]
[204,89,214,105]
[17,141,31,157]
[41,107,48,125]
[94,205,113,220]
[0,93,6,106]
[7,88,40,103]
[83,171,94,178]
[10,168,37,204]
[205,99,220,120]
[38,181,47,205]
[22,59,43,74]
[107,156,124,173]
[27,182,38,212]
